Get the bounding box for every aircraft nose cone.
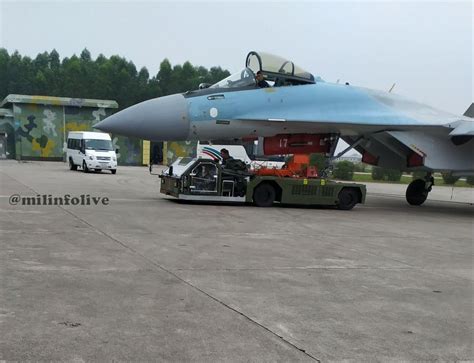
[94,94,189,141]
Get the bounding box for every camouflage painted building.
[0,107,14,159]
[0,94,197,165]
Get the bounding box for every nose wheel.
[406,173,434,206]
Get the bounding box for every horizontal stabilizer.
[449,120,474,136]
[463,103,474,118]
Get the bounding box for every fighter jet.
[95,51,474,206]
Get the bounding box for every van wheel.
[69,158,77,171]
[82,161,90,173]
[111,169,117,174]
[253,183,275,207]
[337,188,358,210]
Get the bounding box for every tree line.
[0,48,230,109]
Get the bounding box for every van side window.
[69,139,80,150]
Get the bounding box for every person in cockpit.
[256,71,270,88]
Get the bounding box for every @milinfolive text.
[9,194,110,206]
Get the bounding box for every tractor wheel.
[253,183,276,207]
[337,188,358,210]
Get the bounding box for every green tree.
[61,55,83,97]
[209,66,230,83]
[441,172,459,185]
[309,153,327,170]
[0,48,231,109]
[157,59,172,95]
[412,170,426,180]
[353,162,366,172]
[385,169,403,181]
[371,167,384,180]
[34,70,48,95]
[50,49,60,69]
[333,161,354,180]
[80,48,92,62]
[6,51,33,95]
[0,48,10,98]
[371,167,403,181]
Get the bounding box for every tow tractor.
[153,153,366,210]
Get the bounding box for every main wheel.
[253,183,276,207]
[82,161,90,173]
[337,188,358,210]
[111,169,117,174]
[69,158,77,171]
[406,179,428,206]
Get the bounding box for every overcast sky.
[0,0,472,115]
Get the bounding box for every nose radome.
[94,94,189,141]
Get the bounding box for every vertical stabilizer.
[463,103,474,118]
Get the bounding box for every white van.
[66,131,117,174]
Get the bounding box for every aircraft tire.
[111,169,117,174]
[406,179,428,206]
[253,183,276,207]
[337,188,358,210]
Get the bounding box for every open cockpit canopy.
[246,51,315,85]
[207,51,316,90]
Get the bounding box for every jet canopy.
[210,68,256,89]
[208,51,316,90]
[246,51,315,86]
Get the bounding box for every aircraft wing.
[233,90,473,136]
[231,96,474,174]
[232,116,474,137]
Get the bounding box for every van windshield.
[85,139,113,151]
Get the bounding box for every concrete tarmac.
[0,160,472,361]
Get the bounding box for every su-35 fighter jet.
[95,51,474,206]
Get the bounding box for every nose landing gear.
[406,172,434,206]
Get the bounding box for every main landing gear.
[406,172,434,206]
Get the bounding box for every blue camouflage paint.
[187,82,426,126]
